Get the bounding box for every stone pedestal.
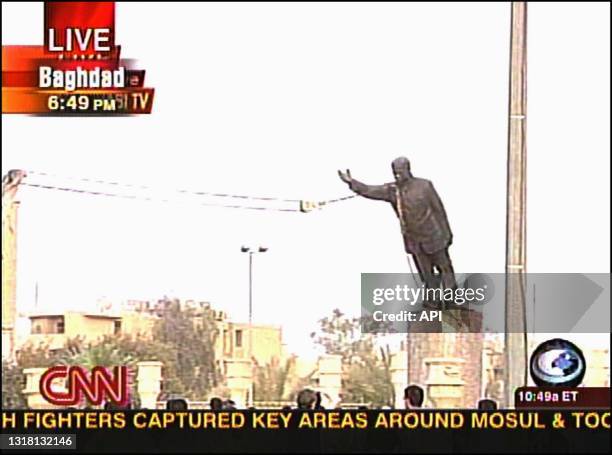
[483,339,505,406]
[22,367,63,409]
[317,354,342,408]
[423,358,465,409]
[224,359,252,408]
[408,333,482,408]
[389,350,408,409]
[136,361,163,409]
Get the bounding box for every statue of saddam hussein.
[339,157,457,292]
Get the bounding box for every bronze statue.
[339,157,456,291]
[2,170,26,235]
[2,170,26,265]
[2,170,26,200]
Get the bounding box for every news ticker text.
[2,410,609,431]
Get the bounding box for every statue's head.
[391,157,412,182]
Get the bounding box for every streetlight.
[240,246,268,325]
[240,245,268,407]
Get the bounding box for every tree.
[55,334,173,408]
[252,356,296,402]
[152,298,221,400]
[2,341,63,408]
[2,360,26,408]
[57,336,136,369]
[4,334,175,409]
[15,340,63,368]
[310,309,395,407]
[343,344,394,407]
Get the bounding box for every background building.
[25,310,158,350]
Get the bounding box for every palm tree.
[253,356,298,402]
[55,336,137,408]
[58,336,136,369]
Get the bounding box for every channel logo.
[529,338,586,387]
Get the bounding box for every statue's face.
[392,158,411,182]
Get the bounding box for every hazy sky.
[2,2,610,357]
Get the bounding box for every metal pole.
[248,251,254,407]
[504,1,528,409]
[249,252,253,325]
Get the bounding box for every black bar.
[1,410,609,453]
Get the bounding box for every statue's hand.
[338,169,353,185]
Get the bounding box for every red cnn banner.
[40,366,129,407]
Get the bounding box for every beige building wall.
[24,311,156,351]
[118,311,158,338]
[250,324,283,366]
[584,348,610,387]
[30,316,63,335]
[66,314,116,338]
[217,320,283,366]
[26,313,117,350]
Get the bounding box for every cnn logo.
[40,366,129,407]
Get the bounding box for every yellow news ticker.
[1,411,610,431]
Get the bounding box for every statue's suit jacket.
[349,177,452,256]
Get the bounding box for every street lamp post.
[240,245,268,407]
[241,246,268,324]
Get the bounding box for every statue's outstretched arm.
[349,179,392,201]
[338,169,391,201]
